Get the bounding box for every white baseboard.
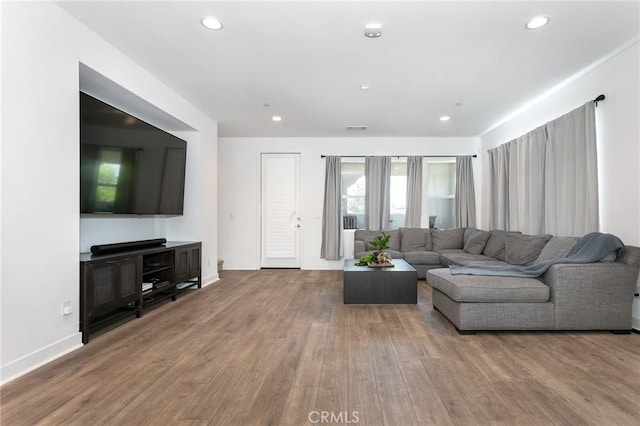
[201,273,219,287]
[219,262,258,270]
[1,333,83,385]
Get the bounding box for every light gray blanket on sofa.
[449,232,624,278]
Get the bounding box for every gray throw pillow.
[355,230,378,248]
[463,230,491,255]
[400,228,429,252]
[386,230,401,251]
[432,228,465,251]
[535,236,580,264]
[463,227,477,245]
[483,230,521,261]
[505,233,552,265]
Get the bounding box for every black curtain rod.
[320,154,477,159]
[324,95,605,160]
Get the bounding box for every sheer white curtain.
[454,156,476,227]
[320,156,341,260]
[405,156,423,228]
[365,156,391,230]
[488,101,598,236]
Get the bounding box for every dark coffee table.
[343,259,417,304]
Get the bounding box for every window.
[94,149,122,212]
[389,160,407,230]
[341,160,365,229]
[341,159,408,230]
[425,160,456,229]
[340,157,456,230]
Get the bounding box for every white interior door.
[261,153,302,268]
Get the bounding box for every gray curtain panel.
[507,126,546,234]
[405,156,423,228]
[488,143,510,230]
[365,156,391,230]
[320,156,342,260]
[455,156,476,227]
[544,101,598,236]
[488,101,598,236]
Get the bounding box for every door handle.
[289,212,301,229]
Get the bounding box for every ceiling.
[56,1,639,138]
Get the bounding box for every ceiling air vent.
[346,125,368,131]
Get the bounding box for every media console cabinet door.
[84,256,141,316]
[85,261,119,317]
[174,243,201,284]
[119,257,141,301]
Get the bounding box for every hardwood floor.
[2,269,639,425]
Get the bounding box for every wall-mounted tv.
[80,92,187,216]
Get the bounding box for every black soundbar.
[90,238,167,255]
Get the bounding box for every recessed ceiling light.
[360,84,370,90]
[440,116,451,122]
[201,16,224,30]
[364,23,382,38]
[525,15,550,30]
[272,116,282,122]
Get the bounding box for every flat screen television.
[80,92,187,216]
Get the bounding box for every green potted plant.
[355,232,393,267]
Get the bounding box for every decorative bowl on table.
[367,251,394,268]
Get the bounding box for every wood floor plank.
[314,303,350,417]
[346,307,384,426]
[291,322,329,388]
[368,307,420,426]
[386,306,454,425]
[1,271,639,426]
[278,385,320,426]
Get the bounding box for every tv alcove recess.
[80,240,201,343]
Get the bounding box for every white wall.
[479,41,640,329]
[1,1,218,383]
[166,127,219,277]
[218,137,479,270]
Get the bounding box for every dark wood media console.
[80,241,202,343]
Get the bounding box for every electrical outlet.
[62,300,72,315]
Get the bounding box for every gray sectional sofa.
[354,228,640,333]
